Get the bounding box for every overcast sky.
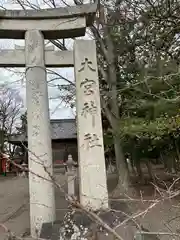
[0,0,81,119]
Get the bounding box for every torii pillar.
[0,3,108,237]
[25,30,55,237]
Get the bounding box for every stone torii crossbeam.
[0,3,108,238]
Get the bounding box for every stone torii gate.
[0,3,108,237]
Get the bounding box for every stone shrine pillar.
[25,30,55,237]
[74,40,108,210]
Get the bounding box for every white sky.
[0,0,89,119]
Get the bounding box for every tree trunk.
[145,160,156,183]
[113,134,130,193]
[172,157,176,174]
[174,139,180,171]
[160,152,167,170]
[166,156,174,173]
[136,161,144,183]
[131,160,137,176]
[98,19,131,194]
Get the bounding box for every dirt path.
[0,174,68,239]
[0,174,179,240]
[0,176,29,238]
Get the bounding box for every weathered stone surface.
[0,49,73,67]
[40,211,92,240]
[25,30,55,238]
[66,155,78,197]
[0,17,86,39]
[74,40,108,210]
[40,220,62,240]
[0,3,97,25]
[0,3,97,39]
[15,44,55,51]
[40,201,135,240]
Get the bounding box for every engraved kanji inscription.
[32,125,40,137]
[83,133,102,150]
[81,101,97,117]
[78,58,96,72]
[81,101,97,126]
[80,78,96,95]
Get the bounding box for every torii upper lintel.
[0,3,97,39]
